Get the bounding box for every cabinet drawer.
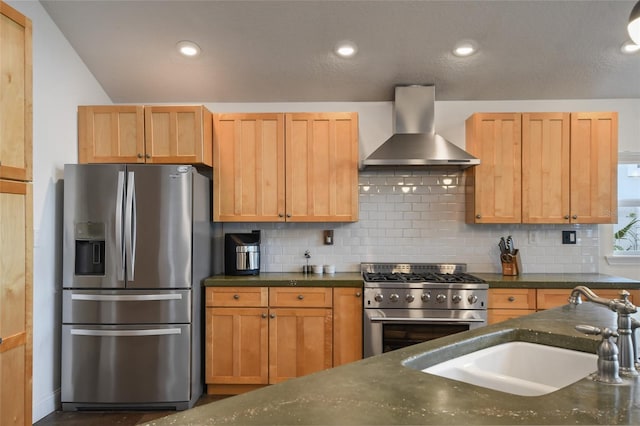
[488,289,536,310]
[537,288,639,310]
[206,287,268,307]
[269,287,332,308]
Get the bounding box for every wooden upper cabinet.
[522,113,571,224]
[467,111,618,225]
[0,3,32,182]
[285,113,359,222]
[213,113,285,222]
[78,105,212,166]
[465,113,522,224]
[144,105,212,166]
[213,112,358,222]
[569,112,618,224]
[78,106,145,163]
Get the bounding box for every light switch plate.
[562,230,576,244]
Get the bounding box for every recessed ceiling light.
[621,40,640,54]
[176,40,201,57]
[453,41,477,57]
[335,41,358,58]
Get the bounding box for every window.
[613,154,640,256]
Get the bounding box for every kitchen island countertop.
[145,301,640,425]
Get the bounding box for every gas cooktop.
[361,263,485,285]
[363,271,485,284]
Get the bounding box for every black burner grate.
[363,271,485,284]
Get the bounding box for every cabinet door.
[333,288,363,366]
[205,307,268,385]
[78,106,145,164]
[465,113,522,223]
[569,112,618,224]
[269,308,333,384]
[0,4,31,181]
[144,105,213,166]
[522,113,571,223]
[0,180,32,425]
[213,113,285,222]
[285,113,359,222]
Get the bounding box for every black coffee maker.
[224,230,261,275]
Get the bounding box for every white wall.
[6,1,111,422]
[6,1,639,420]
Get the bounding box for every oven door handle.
[369,317,485,323]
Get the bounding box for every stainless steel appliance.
[362,263,488,357]
[224,231,261,275]
[61,164,214,411]
[361,85,480,169]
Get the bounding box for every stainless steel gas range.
[362,263,488,357]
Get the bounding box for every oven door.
[363,309,487,357]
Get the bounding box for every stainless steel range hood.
[361,85,480,169]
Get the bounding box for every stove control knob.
[468,295,478,304]
[405,294,415,303]
[452,294,462,303]
[421,293,431,302]
[436,293,447,303]
[389,293,400,303]
[374,293,384,303]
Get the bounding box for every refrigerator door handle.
[125,171,137,281]
[70,328,182,337]
[71,293,183,302]
[115,171,126,281]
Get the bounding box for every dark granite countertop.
[203,272,362,287]
[203,272,640,289]
[145,303,640,425]
[475,273,640,289]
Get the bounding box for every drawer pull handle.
[261,313,267,319]
[270,313,276,319]
[508,296,516,302]
[298,294,304,300]
[233,294,240,300]
[355,292,361,297]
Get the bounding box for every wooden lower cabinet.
[0,180,32,425]
[489,287,640,324]
[487,288,537,325]
[537,288,640,310]
[205,286,361,395]
[333,287,363,366]
[268,308,332,384]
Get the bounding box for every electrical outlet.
[323,230,334,245]
[562,230,576,244]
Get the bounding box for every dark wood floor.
[35,395,225,425]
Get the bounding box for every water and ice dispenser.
[74,222,105,276]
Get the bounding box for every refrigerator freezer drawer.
[62,289,191,324]
[61,324,191,407]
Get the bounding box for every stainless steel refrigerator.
[61,164,215,411]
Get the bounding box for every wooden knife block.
[501,250,522,276]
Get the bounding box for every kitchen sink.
[420,341,597,396]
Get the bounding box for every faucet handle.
[575,324,622,384]
[575,324,618,339]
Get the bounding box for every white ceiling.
[41,0,640,104]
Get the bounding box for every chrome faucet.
[569,286,639,377]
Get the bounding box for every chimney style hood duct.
[361,85,480,169]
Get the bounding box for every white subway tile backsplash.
[225,170,599,274]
